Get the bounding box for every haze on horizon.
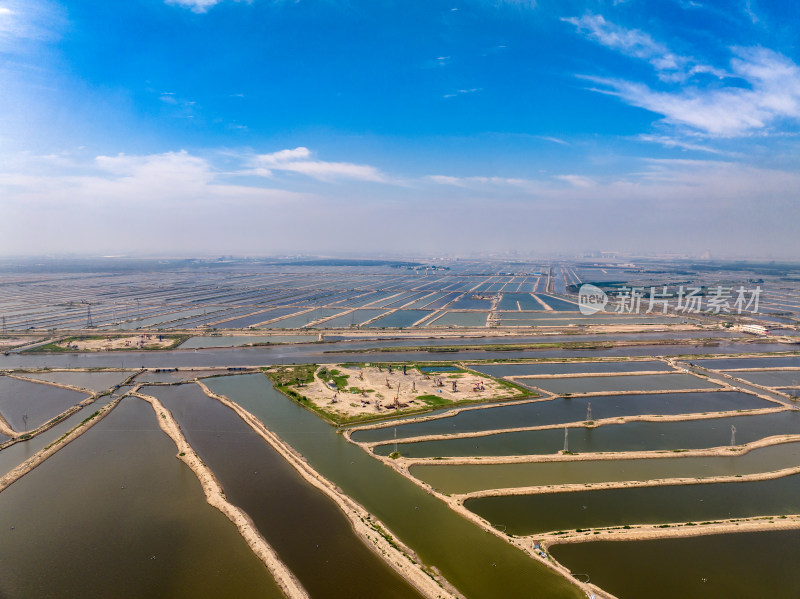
[1,0,799,259]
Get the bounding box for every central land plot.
[411,442,800,494]
[350,391,773,443]
[285,362,524,422]
[374,411,800,457]
[464,473,800,535]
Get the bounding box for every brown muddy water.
[0,396,283,599]
[147,383,424,599]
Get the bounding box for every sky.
[1,0,799,258]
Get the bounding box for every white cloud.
[565,12,800,137]
[583,47,800,136]
[249,147,387,183]
[426,175,530,188]
[0,150,304,211]
[563,13,724,83]
[0,0,64,50]
[443,88,481,99]
[165,0,224,14]
[555,174,595,188]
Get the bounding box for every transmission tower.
[586,401,592,421]
[730,425,736,446]
[86,305,94,328]
[563,427,569,453]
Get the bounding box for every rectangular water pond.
[0,376,88,431]
[16,370,132,392]
[0,397,283,599]
[723,370,800,387]
[470,361,674,377]
[364,310,432,328]
[180,334,317,348]
[551,529,800,599]
[428,312,489,327]
[374,411,800,457]
[514,373,721,394]
[351,391,772,443]
[464,472,800,535]
[411,442,800,494]
[148,383,424,599]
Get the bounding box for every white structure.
[740,324,769,336]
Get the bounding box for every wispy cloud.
[248,147,388,183]
[426,174,529,187]
[637,134,725,154]
[165,0,225,14]
[584,47,800,136]
[564,13,800,136]
[443,88,481,99]
[563,14,724,83]
[0,0,64,51]
[536,135,570,146]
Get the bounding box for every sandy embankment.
[134,390,309,599]
[195,381,462,599]
[0,396,122,493]
[0,411,16,437]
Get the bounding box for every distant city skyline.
[1,0,799,257]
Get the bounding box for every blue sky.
[1,0,799,257]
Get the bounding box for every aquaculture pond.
[350,391,773,443]
[0,397,283,599]
[551,529,800,599]
[534,294,580,311]
[428,312,489,327]
[364,310,432,328]
[16,370,133,392]
[180,334,317,348]
[412,442,800,494]
[147,383,424,599]
[514,373,721,394]
[469,361,674,377]
[205,373,585,599]
[696,356,800,370]
[132,370,229,383]
[0,376,88,431]
[213,307,301,329]
[317,309,388,328]
[259,308,348,329]
[465,473,800,534]
[0,394,118,478]
[375,411,800,458]
[723,370,800,387]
